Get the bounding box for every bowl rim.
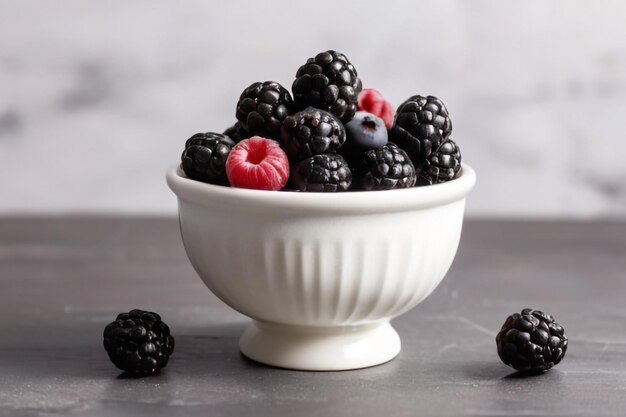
[167,163,476,214]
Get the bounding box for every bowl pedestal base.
[239,320,401,371]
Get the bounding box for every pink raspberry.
[225,137,290,191]
[357,88,394,128]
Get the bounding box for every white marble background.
[1,0,625,217]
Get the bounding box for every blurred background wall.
[1,0,625,218]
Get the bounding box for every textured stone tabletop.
[1,218,625,416]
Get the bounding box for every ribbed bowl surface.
[167,164,476,327]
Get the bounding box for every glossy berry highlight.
[344,111,388,151]
[418,139,462,185]
[280,107,346,161]
[389,95,452,169]
[356,142,416,190]
[292,50,362,123]
[292,153,352,192]
[496,308,568,373]
[236,81,293,139]
[181,132,235,185]
[103,309,175,376]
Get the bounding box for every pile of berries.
[180,50,462,191]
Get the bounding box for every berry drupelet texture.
[223,121,250,143]
[236,81,293,138]
[181,132,235,185]
[281,107,346,161]
[496,308,568,373]
[356,142,416,190]
[225,137,290,191]
[292,50,362,123]
[418,139,462,185]
[103,309,175,376]
[389,95,452,169]
[292,153,352,192]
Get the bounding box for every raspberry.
[225,137,290,191]
[103,309,175,376]
[357,89,394,128]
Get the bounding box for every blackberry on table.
[389,95,452,169]
[181,132,235,185]
[280,107,346,161]
[356,142,416,190]
[236,81,293,138]
[418,139,462,185]
[223,121,250,143]
[496,308,568,373]
[103,309,175,376]
[292,153,352,192]
[292,50,362,123]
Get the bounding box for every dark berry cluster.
[496,308,568,372]
[280,107,346,160]
[179,49,464,192]
[418,139,462,185]
[181,132,235,185]
[292,153,352,192]
[103,309,175,376]
[389,95,459,176]
[357,143,416,190]
[236,81,293,138]
[223,121,249,143]
[292,50,362,123]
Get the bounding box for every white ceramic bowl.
[167,164,476,370]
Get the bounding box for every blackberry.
[292,153,352,192]
[181,132,235,185]
[389,95,452,168]
[281,107,346,161]
[356,142,416,190]
[418,139,462,185]
[236,81,293,138]
[496,308,568,373]
[103,309,175,376]
[292,50,362,123]
[223,121,250,143]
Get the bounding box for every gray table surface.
[1,217,625,417]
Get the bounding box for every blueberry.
[345,111,388,150]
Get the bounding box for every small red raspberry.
[357,88,394,128]
[225,137,290,191]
